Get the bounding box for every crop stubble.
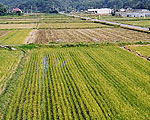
[33,28,150,43]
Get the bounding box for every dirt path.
[25,30,37,44]
[0,31,10,38]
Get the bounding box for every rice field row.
[0,30,31,45]
[34,28,150,43]
[1,46,150,120]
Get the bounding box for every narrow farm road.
[97,20,149,31]
[63,13,150,32]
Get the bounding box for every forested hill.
[0,0,150,12]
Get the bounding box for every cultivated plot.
[33,28,150,43]
[1,46,150,120]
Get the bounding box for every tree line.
[0,0,150,14]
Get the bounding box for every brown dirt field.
[33,28,150,43]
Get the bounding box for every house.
[12,8,22,14]
[88,8,112,14]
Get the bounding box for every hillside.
[0,0,150,13]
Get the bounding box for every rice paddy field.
[0,13,150,120]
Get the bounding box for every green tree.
[0,3,7,15]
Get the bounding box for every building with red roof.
[12,8,22,13]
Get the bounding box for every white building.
[88,8,112,14]
[115,9,150,17]
[119,8,126,12]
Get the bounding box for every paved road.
[64,13,150,32]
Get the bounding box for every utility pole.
[144,12,146,19]
[36,6,38,13]
[24,7,25,14]
[31,6,32,15]
[99,14,101,20]
[27,8,29,15]
[53,4,55,11]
